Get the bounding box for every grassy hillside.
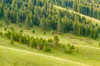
[0,24,100,66]
[0,46,88,66]
[1,23,99,48]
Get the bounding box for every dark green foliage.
[10,39,14,45]
[4,27,7,31]
[3,30,76,53]
[63,44,75,54]
[54,35,59,48]
[0,0,99,39]
[52,31,54,35]
[43,45,51,52]
[32,29,35,33]
[20,30,23,33]
[48,39,53,43]
[99,43,100,46]
[10,27,14,31]
[0,32,3,36]
[51,0,100,20]
[0,23,2,27]
[43,31,46,35]
[18,23,23,28]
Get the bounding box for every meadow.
[0,19,100,66]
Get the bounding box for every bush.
[52,31,54,35]
[48,39,53,43]
[4,27,7,31]
[10,27,14,31]
[10,40,14,45]
[43,31,46,35]
[63,44,75,54]
[0,23,2,27]
[0,32,3,36]
[18,23,23,27]
[32,29,35,33]
[43,45,51,52]
[99,43,100,46]
[70,45,75,50]
[20,30,23,33]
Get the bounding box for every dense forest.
[51,0,100,20]
[0,0,99,39]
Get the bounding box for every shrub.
[0,23,2,27]
[52,31,54,35]
[32,29,35,33]
[48,39,53,43]
[0,32,3,36]
[43,31,46,35]
[18,23,23,27]
[99,43,100,46]
[10,27,14,31]
[43,45,51,52]
[70,45,75,50]
[20,30,23,33]
[4,27,7,31]
[63,47,67,53]
[63,44,75,54]
[10,40,14,45]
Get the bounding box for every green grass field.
[1,23,99,48]
[1,46,88,66]
[0,19,100,65]
[0,35,100,66]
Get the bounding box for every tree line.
[0,30,75,53]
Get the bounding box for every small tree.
[18,23,23,27]
[20,30,23,33]
[52,31,54,35]
[32,29,35,33]
[10,39,14,45]
[43,31,46,35]
[0,32,3,36]
[54,35,59,48]
[4,27,7,31]
[43,45,51,52]
[10,27,14,31]
[99,43,100,46]
[0,23,2,27]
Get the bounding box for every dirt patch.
[54,32,62,35]
[69,36,84,41]
[76,37,84,41]
[85,40,93,44]
[71,42,78,45]
[86,38,91,41]
[69,36,76,39]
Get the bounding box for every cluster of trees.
[50,0,100,20]
[3,30,75,53]
[0,0,99,39]
[40,7,99,39]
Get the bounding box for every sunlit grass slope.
[0,45,89,66]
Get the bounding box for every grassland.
[1,23,99,48]
[1,45,89,66]
[0,35,100,66]
[0,19,100,65]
